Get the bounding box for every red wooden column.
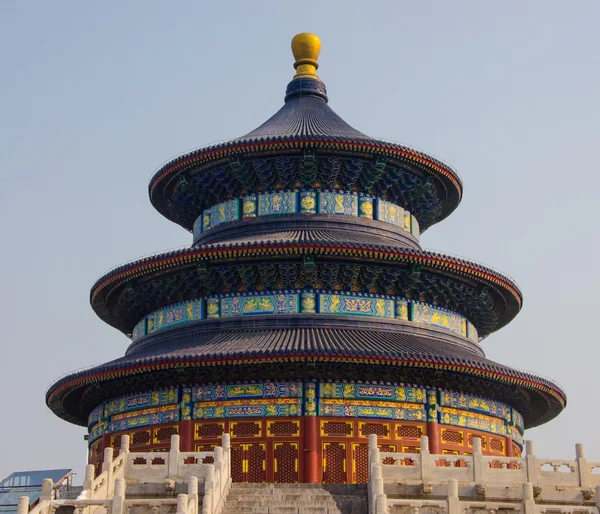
[426,389,441,454]
[505,435,514,457]
[180,387,193,452]
[180,420,193,451]
[303,382,319,483]
[101,433,111,453]
[303,416,320,483]
[427,421,441,454]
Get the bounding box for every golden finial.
[291,33,321,79]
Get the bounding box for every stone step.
[222,505,368,514]
[224,500,364,508]
[222,484,368,514]
[227,487,367,495]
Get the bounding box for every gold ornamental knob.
[291,33,321,79]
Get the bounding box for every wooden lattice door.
[322,442,347,484]
[273,442,299,483]
[352,443,369,484]
[230,443,267,483]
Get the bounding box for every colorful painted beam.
[193,190,419,241]
[131,290,477,342]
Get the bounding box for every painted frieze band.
[87,380,521,449]
[193,190,419,241]
[131,291,479,343]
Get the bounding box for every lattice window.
[323,442,347,484]
[89,441,101,458]
[321,421,353,437]
[195,443,216,452]
[468,434,487,450]
[402,445,420,454]
[195,423,224,439]
[111,436,122,451]
[184,456,196,464]
[202,456,214,464]
[513,444,522,457]
[359,423,389,438]
[154,426,179,443]
[132,431,151,445]
[442,430,464,445]
[274,442,299,483]
[232,421,261,438]
[94,462,102,478]
[397,425,423,439]
[268,421,300,436]
[489,438,504,453]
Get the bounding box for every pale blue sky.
[1,1,599,481]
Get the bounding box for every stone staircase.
[221,484,368,514]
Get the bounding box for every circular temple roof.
[46,33,566,433]
[148,38,462,233]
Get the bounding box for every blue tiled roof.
[239,79,369,141]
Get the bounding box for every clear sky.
[1,1,598,481]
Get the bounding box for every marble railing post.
[40,479,53,502]
[111,478,125,514]
[375,493,387,514]
[222,434,231,481]
[522,482,535,514]
[102,447,114,496]
[595,485,600,509]
[176,494,188,514]
[525,440,537,485]
[119,435,130,456]
[203,466,214,514]
[371,465,384,503]
[368,434,378,482]
[213,446,224,509]
[447,479,459,514]
[187,477,198,514]
[83,464,95,493]
[17,497,29,514]
[102,447,114,474]
[472,437,483,483]
[420,436,432,482]
[169,435,180,478]
[576,443,590,488]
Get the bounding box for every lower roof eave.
[47,351,566,430]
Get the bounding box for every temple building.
[46,33,566,485]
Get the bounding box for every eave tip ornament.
[291,32,321,79]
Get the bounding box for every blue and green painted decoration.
[193,190,419,241]
[87,380,523,447]
[131,290,478,343]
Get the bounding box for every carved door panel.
[246,442,267,483]
[322,442,347,484]
[230,444,245,482]
[231,443,267,483]
[352,443,369,484]
[273,442,299,483]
